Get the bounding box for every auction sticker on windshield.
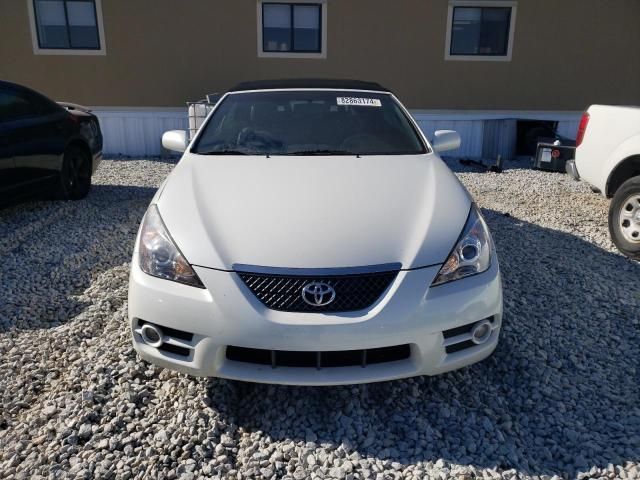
[337,97,382,107]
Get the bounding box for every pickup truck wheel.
[56,145,92,200]
[608,176,640,260]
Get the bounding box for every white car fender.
[602,133,640,195]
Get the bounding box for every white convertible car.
[128,79,503,385]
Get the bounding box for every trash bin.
[533,139,576,172]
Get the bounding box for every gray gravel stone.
[0,157,638,479]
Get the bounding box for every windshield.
[192,90,428,156]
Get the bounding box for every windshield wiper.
[196,150,251,155]
[287,149,359,156]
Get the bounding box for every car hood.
[156,153,471,271]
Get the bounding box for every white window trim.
[445,0,517,62]
[27,0,107,56]
[257,0,327,59]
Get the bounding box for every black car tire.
[56,145,92,200]
[608,176,640,260]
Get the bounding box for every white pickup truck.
[567,105,640,260]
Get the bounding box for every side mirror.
[432,130,461,153]
[162,130,188,153]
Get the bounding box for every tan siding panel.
[1,0,639,109]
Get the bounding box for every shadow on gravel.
[0,184,157,332]
[205,209,640,477]
[442,156,548,174]
[103,156,180,165]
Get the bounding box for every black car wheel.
[608,176,640,260]
[57,145,92,200]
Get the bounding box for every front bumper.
[128,255,503,385]
[566,159,580,181]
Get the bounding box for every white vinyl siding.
[88,108,579,159]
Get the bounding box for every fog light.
[470,319,492,345]
[140,323,164,348]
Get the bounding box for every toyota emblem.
[301,282,336,307]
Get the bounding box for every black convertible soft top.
[229,79,391,93]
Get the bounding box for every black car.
[0,80,103,206]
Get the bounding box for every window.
[451,7,511,56]
[0,91,36,122]
[0,90,53,123]
[193,91,427,156]
[258,1,327,58]
[28,0,106,54]
[445,1,517,61]
[262,3,321,52]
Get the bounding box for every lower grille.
[159,343,191,357]
[445,340,476,354]
[237,268,399,313]
[443,323,475,340]
[226,345,411,368]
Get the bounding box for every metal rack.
[186,93,221,141]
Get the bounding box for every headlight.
[432,204,492,286]
[138,205,204,288]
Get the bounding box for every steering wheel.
[237,127,256,146]
[340,133,389,152]
[236,127,283,151]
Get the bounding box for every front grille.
[237,269,398,312]
[226,345,411,368]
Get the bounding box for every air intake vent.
[226,345,411,368]
[237,268,398,313]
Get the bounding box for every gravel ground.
[0,157,639,480]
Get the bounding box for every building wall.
[1,0,639,111]
[89,108,581,158]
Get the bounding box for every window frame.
[257,0,327,59]
[27,0,107,55]
[444,0,517,62]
